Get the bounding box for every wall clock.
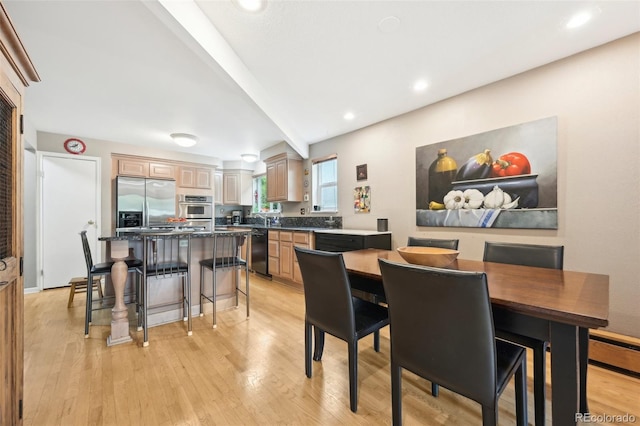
[63,138,86,155]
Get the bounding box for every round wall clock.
[63,138,86,155]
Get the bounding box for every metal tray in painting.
[451,174,539,208]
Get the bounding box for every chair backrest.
[294,247,355,341]
[79,230,94,272]
[212,231,249,268]
[378,259,497,407]
[141,232,191,277]
[483,241,564,269]
[407,236,459,250]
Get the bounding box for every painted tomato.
[491,152,531,177]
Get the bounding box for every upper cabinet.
[213,171,223,204]
[117,157,176,180]
[179,166,212,189]
[223,169,252,205]
[265,153,302,202]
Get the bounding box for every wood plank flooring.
[24,274,639,425]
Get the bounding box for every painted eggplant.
[455,149,493,181]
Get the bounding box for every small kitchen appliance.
[231,210,243,225]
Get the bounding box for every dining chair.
[137,231,193,347]
[483,241,564,426]
[80,230,142,337]
[294,247,389,413]
[407,236,459,250]
[378,259,528,426]
[199,230,250,328]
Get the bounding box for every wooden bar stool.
[67,276,103,308]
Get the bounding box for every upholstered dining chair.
[407,236,459,250]
[294,247,389,413]
[199,230,250,328]
[80,230,142,337]
[137,231,193,347]
[378,259,528,426]
[483,241,564,426]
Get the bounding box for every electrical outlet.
[300,208,305,215]
[303,193,309,202]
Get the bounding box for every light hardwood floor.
[24,274,639,425]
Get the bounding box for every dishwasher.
[251,228,271,278]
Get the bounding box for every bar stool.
[199,230,250,328]
[80,230,142,337]
[137,231,193,346]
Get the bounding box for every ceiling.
[4,1,639,162]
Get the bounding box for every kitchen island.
[99,229,251,346]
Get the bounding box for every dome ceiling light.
[170,133,198,147]
[241,153,259,162]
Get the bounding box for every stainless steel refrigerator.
[116,176,176,228]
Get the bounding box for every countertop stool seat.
[67,276,103,308]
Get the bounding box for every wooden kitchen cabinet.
[265,153,302,202]
[118,158,149,177]
[149,162,176,179]
[213,171,223,204]
[269,229,311,286]
[223,169,252,205]
[179,166,212,189]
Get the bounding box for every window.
[251,174,280,213]
[312,155,338,212]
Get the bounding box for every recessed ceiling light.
[170,133,198,147]
[378,16,401,34]
[566,10,592,29]
[233,0,266,13]
[413,79,428,92]
[343,112,355,121]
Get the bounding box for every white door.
[39,153,101,289]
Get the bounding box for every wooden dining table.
[339,249,609,426]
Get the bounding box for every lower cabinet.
[268,230,311,286]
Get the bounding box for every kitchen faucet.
[254,213,268,227]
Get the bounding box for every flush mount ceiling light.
[566,8,599,29]
[170,133,198,147]
[241,153,259,162]
[343,112,355,121]
[233,0,267,12]
[413,79,429,92]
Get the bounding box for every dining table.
[338,248,609,426]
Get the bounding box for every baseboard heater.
[589,330,640,378]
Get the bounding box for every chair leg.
[348,340,358,413]
[313,327,325,361]
[514,359,528,426]
[391,361,402,426]
[68,281,76,308]
[95,277,103,299]
[579,327,589,414]
[533,341,547,426]
[305,321,313,378]
[199,265,205,317]
[212,265,218,329]
[431,382,439,397]
[373,330,380,352]
[481,405,498,426]
[84,274,92,337]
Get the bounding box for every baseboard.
[589,330,640,377]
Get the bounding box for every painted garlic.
[462,189,484,209]
[483,185,519,209]
[443,190,465,210]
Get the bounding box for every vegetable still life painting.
[415,116,558,229]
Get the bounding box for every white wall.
[309,33,640,337]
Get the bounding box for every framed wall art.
[354,186,370,213]
[415,116,558,229]
[356,164,367,181]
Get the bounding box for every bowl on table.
[396,246,459,268]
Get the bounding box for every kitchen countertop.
[222,224,391,235]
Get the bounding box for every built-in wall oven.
[178,195,213,219]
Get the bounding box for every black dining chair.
[80,230,142,337]
[407,236,459,250]
[378,259,528,426]
[294,247,389,413]
[199,230,250,328]
[483,241,564,426]
[137,231,193,347]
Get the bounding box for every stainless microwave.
[178,195,213,219]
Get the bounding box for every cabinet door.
[280,241,293,280]
[179,166,196,188]
[119,159,149,177]
[213,172,223,204]
[266,161,277,201]
[223,173,240,204]
[149,162,175,179]
[275,159,288,200]
[195,168,211,189]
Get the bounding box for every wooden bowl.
[396,246,459,268]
